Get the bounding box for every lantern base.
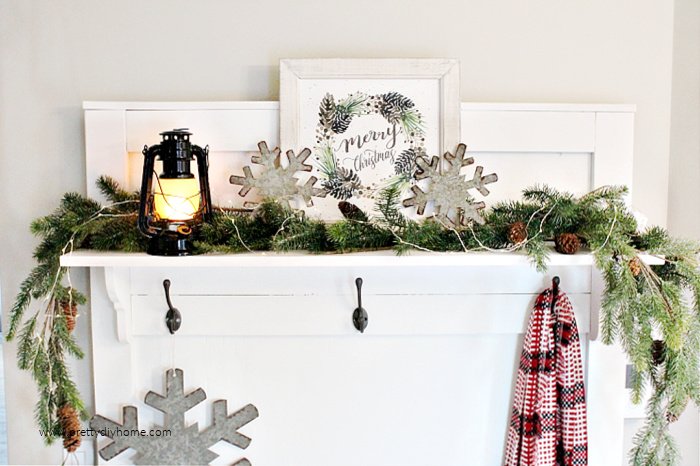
[147,232,193,256]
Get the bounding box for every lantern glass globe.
[153,177,201,221]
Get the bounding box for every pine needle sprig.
[96,175,140,208]
[375,184,406,230]
[336,92,368,116]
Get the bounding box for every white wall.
[0,0,681,464]
[667,0,700,463]
[668,0,700,240]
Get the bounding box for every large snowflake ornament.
[229,141,327,208]
[90,369,259,465]
[402,143,498,226]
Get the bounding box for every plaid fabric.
[504,288,588,466]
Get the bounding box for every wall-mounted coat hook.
[551,276,560,312]
[163,279,182,334]
[352,277,368,333]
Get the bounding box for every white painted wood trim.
[60,249,664,269]
[104,267,131,343]
[83,101,280,110]
[83,101,635,113]
[279,58,461,153]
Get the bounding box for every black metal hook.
[550,276,560,312]
[163,279,182,334]
[352,277,368,333]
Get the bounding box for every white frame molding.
[279,58,461,154]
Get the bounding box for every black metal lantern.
[138,129,212,256]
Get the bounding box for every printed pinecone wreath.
[331,108,352,134]
[58,404,81,452]
[379,92,415,124]
[322,167,361,200]
[394,148,422,177]
[319,94,338,131]
[554,233,581,254]
[507,221,528,244]
[318,93,357,135]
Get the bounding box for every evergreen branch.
[10,176,700,464]
[96,175,139,205]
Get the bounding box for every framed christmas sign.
[280,58,460,219]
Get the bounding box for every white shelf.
[59,249,664,268]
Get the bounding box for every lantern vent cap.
[160,128,192,140]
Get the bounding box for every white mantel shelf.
[59,249,664,268]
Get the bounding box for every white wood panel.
[472,152,592,203]
[460,111,595,153]
[84,110,127,201]
[102,334,523,466]
[125,265,593,297]
[130,293,591,337]
[588,340,628,466]
[593,112,635,195]
[125,109,279,152]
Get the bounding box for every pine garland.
[8,178,700,465]
[7,176,143,444]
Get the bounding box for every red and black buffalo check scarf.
[504,287,588,466]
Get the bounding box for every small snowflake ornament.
[229,141,327,208]
[402,143,498,226]
[90,369,258,465]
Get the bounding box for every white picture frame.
[280,58,460,219]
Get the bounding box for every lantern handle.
[138,144,160,238]
[192,144,212,222]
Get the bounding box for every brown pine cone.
[60,299,77,333]
[629,257,642,277]
[338,201,368,222]
[651,339,666,366]
[666,412,679,423]
[58,404,81,452]
[507,221,528,244]
[554,233,581,255]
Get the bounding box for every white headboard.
[81,102,636,466]
[84,102,634,209]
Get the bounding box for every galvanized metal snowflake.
[229,141,327,208]
[402,143,498,226]
[90,369,258,465]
